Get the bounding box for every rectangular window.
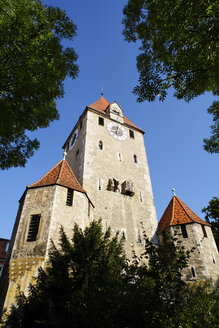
[66,188,73,206]
[5,242,9,252]
[98,117,104,126]
[181,224,188,238]
[129,130,134,138]
[27,215,41,242]
[202,225,207,238]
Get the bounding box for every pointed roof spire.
[158,195,211,233]
[28,160,86,194]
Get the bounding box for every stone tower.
[0,159,94,312]
[1,96,158,312]
[158,194,219,284]
[63,96,158,257]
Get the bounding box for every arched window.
[133,154,137,163]
[99,140,103,150]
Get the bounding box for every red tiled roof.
[28,160,86,194]
[158,195,211,233]
[88,97,143,132]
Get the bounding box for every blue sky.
[1,0,218,239]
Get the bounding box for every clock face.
[107,122,127,140]
[69,129,79,150]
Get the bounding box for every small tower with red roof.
[1,159,94,311]
[158,193,219,284]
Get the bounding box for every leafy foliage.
[123,0,218,152]
[2,221,219,328]
[203,101,219,153]
[202,197,219,249]
[0,0,79,169]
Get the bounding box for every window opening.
[66,188,73,206]
[181,224,188,238]
[119,153,122,162]
[137,229,142,243]
[99,117,104,126]
[211,253,216,264]
[99,140,103,150]
[27,215,41,242]
[120,229,126,240]
[202,225,207,238]
[5,242,9,252]
[134,154,137,163]
[191,267,196,278]
[76,149,79,157]
[71,134,77,147]
[139,192,143,202]
[80,121,82,129]
[129,130,134,138]
[98,179,102,190]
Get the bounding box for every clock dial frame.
[69,129,79,150]
[107,122,127,141]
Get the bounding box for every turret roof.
[88,96,143,132]
[158,195,211,233]
[28,159,86,194]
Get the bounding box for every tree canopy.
[123,0,218,152]
[2,221,219,328]
[202,196,219,249]
[203,101,219,153]
[0,0,79,170]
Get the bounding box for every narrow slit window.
[27,215,41,242]
[98,178,102,190]
[5,242,9,252]
[191,267,196,278]
[137,229,142,243]
[99,140,103,150]
[133,154,138,164]
[181,224,188,238]
[202,225,207,238]
[118,153,122,162]
[129,130,134,139]
[99,117,104,126]
[139,192,143,202]
[76,149,79,157]
[211,253,216,264]
[80,121,83,129]
[66,188,73,206]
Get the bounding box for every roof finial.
[171,187,176,196]
[101,87,103,97]
[63,151,67,160]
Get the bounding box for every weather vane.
[101,87,103,97]
[171,187,176,196]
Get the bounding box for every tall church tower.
[63,96,158,257]
[0,96,158,313]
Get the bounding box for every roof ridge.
[57,160,65,185]
[171,196,175,223]
[28,161,62,187]
[175,196,192,223]
[176,196,195,223]
[64,160,85,192]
